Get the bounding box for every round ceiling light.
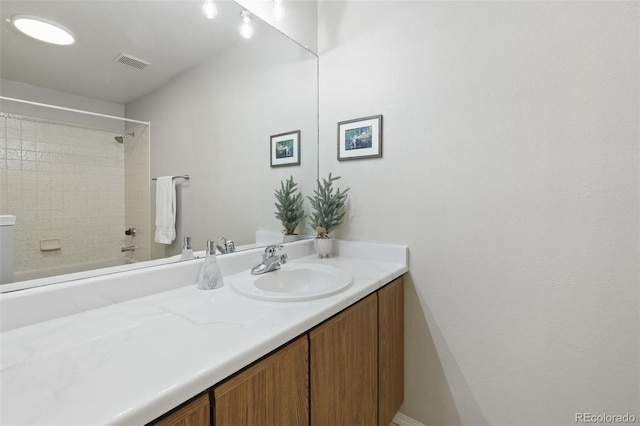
[12,15,74,45]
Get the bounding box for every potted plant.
[307,173,349,257]
[274,175,306,242]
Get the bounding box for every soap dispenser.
[181,236,194,261]
[197,240,224,290]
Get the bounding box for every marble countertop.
[0,242,407,425]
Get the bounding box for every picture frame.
[270,130,301,167]
[337,114,383,161]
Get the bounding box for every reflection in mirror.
[0,1,318,291]
[0,111,150,284]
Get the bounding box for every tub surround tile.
[0,113,139,279]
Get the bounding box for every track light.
[202,0,217,20]
[273,0,285,21]
[239,10,254,39]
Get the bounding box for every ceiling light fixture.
[273,0,285,21]
[202,0,218,20]
[12,15,74,45]
[239,10,254,39]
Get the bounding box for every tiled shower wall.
[124,125,150,263]
[0,112,149,280]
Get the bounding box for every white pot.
[315,238,333,258]
[283,234,301,243]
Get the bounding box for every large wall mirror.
[0,0,319,291]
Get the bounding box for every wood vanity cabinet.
[309,276,404,426]
[213,335,309,426]
[151,276,404,426]
[378,277,404,426]
[310,293,378,425]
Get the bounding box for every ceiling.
[0,1,244,104]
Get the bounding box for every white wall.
[0,79,125,131]
[126,27,317,258]
[318,1,639,425]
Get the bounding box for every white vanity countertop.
[0,242,407,425]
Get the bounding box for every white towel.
[154,176,176,244]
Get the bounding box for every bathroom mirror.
[0,0,318,290]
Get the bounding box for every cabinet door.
[310,294,378,426]
[378,277,404,425]
[214,335,309,426]
[151,392,210,426]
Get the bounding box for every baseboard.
[392,412,427,426]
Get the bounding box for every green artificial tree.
[274,175,305,235]
[307,173,350,238]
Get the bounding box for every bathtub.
[13,258,134,282]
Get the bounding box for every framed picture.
[337,114,383,161]
[270,130,301,167]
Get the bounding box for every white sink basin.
[230,263,353,302]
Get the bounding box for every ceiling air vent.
[113,53,151,71]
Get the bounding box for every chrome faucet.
[121,245,136,252]
[251,245,287,275]
[217,236,236,254]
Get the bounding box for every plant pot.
[315,237,333,258]
[283,234,301,243]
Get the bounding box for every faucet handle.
[264,244,284,257]
[183,236,192,250]
[217,236,236,254]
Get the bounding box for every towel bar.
[152,175,190,181]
